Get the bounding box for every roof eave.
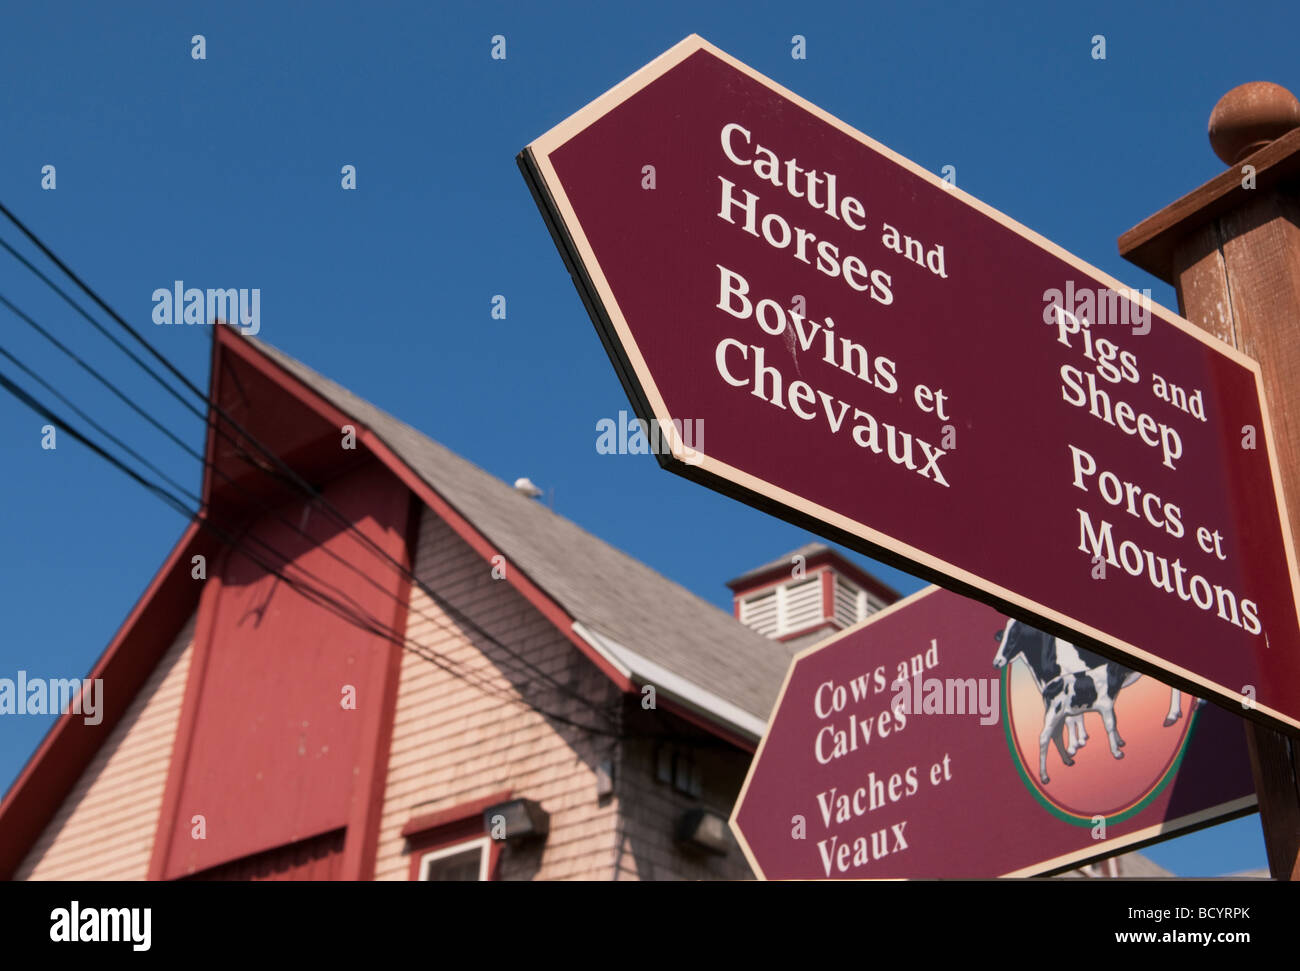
[222,329,761,750]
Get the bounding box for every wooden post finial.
[1208,81,1300,165]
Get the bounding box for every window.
[418,837,491,881]
[656,745,702,797]
[402,790,510,881]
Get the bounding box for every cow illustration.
[994,619,1189,742]
[993,622,1089,756]
[993,620,1142,784]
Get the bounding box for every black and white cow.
[994,619,1188,748]
[993,622,1090,757]
[993,620,1141,784]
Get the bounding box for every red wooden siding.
[153,461,411,878]
[183,828,346,881]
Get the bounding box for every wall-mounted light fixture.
[676,807,730,856]
[483,798,550,841]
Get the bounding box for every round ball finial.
[1208,82,1300,165]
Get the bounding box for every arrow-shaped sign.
[519,35,1300,732]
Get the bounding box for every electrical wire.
[0,205,730,746]
[0,248,616,724]
[0,287,600,714]
[0,363,623,737]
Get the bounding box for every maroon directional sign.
[730,586,1256,879]
[519,35,1300,731]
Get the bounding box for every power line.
[0,248,610,721]
[0,364,623,737]
[0,341,195,502]
[0,204,634,734]
[0,291,451,664]
[0,211,206,420]
[0,292,201,462]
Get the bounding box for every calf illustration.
[992,620,1141,784]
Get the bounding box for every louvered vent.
[834,575,861,628]
[739,588,779,637]
[783,576,823,632]
[835,574,888,627]
[740,576,826,638]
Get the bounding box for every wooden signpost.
[1120,81,1300,878]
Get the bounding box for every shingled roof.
[726,542,833,588]
[249,336,795,737]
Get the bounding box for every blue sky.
[2,0,1294,877]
